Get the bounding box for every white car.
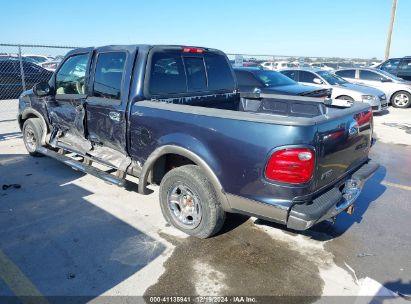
[261,61,290,71]
[335,68,411,108]
[280,67,388,113]
[310,63,336,71]
[22,54,54,65]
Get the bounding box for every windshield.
[377,69,403,81]
[253,70,296,87]
[317,70,347,85]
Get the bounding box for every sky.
[1,0,410,59]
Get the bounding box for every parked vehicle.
[40,60,61,72]
[375,57,411,81]
[22,54,54,65]
[335,68,411,108]
[18,45,378,238]
[234,67,331,98]
[260,61,290,71]
[280,68,388,112]
[0,59,53,99]
[310,63,335,71]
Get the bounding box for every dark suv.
[376,57,411,81]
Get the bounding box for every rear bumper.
[286,161,379,230]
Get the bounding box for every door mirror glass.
[313,78,323,84]
[33,82,51,97]
[381,78,392,83]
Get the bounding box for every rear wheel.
[391,91,411,108]
[336,95,354,102]
[159,165,225,238]
[22,118,44,157]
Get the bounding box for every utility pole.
[384,0,398,60]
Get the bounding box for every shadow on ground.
[0,153,165,299]
[0,132,22,141]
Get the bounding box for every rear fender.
[138,143,231,211]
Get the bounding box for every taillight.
[182,47,204,53]
[265,148,315,184]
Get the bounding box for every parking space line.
[382,181,411,192]
[0,250,48,304]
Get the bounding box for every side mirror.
[33,82,51,97]
[381,78,392,83]
[313,78,323,84]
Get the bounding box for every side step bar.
[36,147,126,187]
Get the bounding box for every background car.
[375,56,411,81]
[260,61,290,71]
[280,67,387,112]
[234,67,331,98]
[335,68,411,108]
[22,54,54,65]
[0,59,52,99]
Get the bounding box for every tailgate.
[314,104,373,190]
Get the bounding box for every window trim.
[90,51,128,103]
[54,52,91,100]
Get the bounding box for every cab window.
[93,52,126,100]
[56,54,89,95]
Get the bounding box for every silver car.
[281,67,387,113]
[335,68,411,108]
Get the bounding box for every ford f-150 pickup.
[17,45,379,238]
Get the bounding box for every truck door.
[85,46,136,156]
[47,50,93,153]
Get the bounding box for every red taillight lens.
[265,148,315,184]
[182,47,204,53]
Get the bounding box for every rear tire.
[22,118,44,157]
[159,165,226,238]
[336,95,354,102]
[391,91,411,108]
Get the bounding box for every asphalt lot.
[0,100,410,303]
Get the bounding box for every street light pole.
[384,0,398,60]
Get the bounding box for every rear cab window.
[147,47,235,97]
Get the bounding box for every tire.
[159,165,226,238]
[22,118,44,157]
[391,91,411,108]
[336,95,354,102]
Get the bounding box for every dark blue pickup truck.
[17,45,378,238]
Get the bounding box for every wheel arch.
[138,145,231,211]
[390,90,411,103]
[19,108,49,145]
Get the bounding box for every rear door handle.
[109,111,120,122]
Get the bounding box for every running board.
[36,147,126,187]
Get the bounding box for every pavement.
[0,100,410,303]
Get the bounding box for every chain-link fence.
[0,43,77,98]
[0,43,381,121]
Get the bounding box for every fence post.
[18,45,26,91]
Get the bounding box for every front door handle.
[109,112,120,122]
